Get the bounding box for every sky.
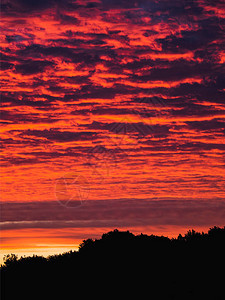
[1,0,225,261]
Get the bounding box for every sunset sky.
[1,0,225,262]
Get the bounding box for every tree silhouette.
[1,226,225,300]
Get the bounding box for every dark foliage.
[1,226,225,299]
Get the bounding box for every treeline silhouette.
[1,226,225,299]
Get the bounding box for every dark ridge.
[1,226,225,299]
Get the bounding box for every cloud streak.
[1,199,225,230]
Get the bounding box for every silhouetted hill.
[1,226,225,299]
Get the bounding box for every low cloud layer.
[1,199,225,230]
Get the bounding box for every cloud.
[14,60,55,75]
[1,199,225,230]
[1,0,78,14]
[0,110,58,123]
[55,11,80,25]
[5,34,31,43]
[1,0,225,210]
[16,44,75,60]
[170,102,225,117]
[20,129,99,142]
[1,61,14,70]
[131,60,221,82]
[83,121,170,137]
[186,119,225,133]
[1,92,56,108]
[157,25,223,52]
[168,82,225,104]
